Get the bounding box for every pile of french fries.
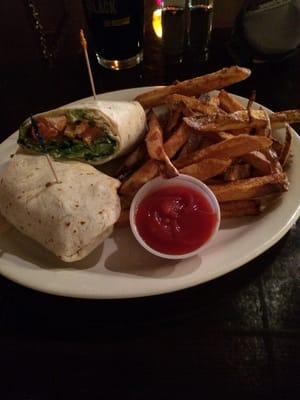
[117,66,298,226]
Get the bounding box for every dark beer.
[161,6,186,61]
[188,1,214,60]
[83,0,144,69]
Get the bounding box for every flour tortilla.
[0,153,121,262]
[18,100,146,165]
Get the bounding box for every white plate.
[0,88,299,299]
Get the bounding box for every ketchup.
[135,184,218,255]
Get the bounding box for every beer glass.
[83,0,144,70]
[161,0,187,63]
[187,0,214,61]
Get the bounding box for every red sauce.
[135,184,218,255]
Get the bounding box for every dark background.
[0,1,299,399]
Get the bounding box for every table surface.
[0,1,299,399]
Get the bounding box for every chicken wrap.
[18,100,146,165]
[0,153,121,262]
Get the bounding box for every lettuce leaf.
[65,109,94,124]
[18,119,117,161]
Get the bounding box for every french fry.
[166,106,183,134]
[209,173,288,202]
[279,125,292,167]
[176,132,203,160]
[174,134,272,169]
[180,158,232,181]
[184,109,268,132]
[219,89,246,112]
[116,209,130,228]
[119,159,159,196]
[215,132,234,141]
[223,163,251,181]
[120,123,190,196]
[218,90,251,135]
[146,111,179,178]
[135,66,251,109]
[164,94,220,115]
[263,148,283,174]
[207,95,221,108]
[188,101,300,132]
[272,139,283,158]
[270,109,300,126]
[120,191,136,210]
[116,143,147,181]
[256,108,271,137]
[219,90,300,127]
[242,151,272,175]
[220,200,261,218]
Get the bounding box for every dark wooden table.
[0,1,299,399]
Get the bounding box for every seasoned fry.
[223,163,251,181]
[220,200,261,218]
[120,194,134,210]
[218,90,251,134]
[176,132,203,160]
[115,209,130,228]
[207,95,221,108]
[263,148,282,174]
[135,66,251,109]
[271,109,300,126]
[119,160,159,196]
[146,111,179,178]
[219,89,246,112]
[209,173,288,202]
[116,143,147,181]
[174,134,272,169]
[184,109,267,132]
[180,158,232,181]
[120,123,190,196]
[185,107,300,133]
[166,106,183,134]
[164,94,220,115]
[215,132,234,141]
[272,139,283,158]
[280,125,292,167]
[242,151,272,175]
[255,108,271,136]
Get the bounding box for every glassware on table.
[161,0,187,63]
[187,0,214,61]
[82,0,144,70]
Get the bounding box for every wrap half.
[18,100,146,165]
[0,153,121,262]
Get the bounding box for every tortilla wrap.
[0,153,121,262]
[18,100,146,165]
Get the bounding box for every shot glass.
[83,0,144,70]
[187,0,214,61]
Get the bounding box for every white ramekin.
[129,174,221,259]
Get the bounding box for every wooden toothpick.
[80,29,97,101]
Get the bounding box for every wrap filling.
[18,109,118,161]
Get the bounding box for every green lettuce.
[18,117,117,161]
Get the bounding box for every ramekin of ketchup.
[129,174,220,259]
